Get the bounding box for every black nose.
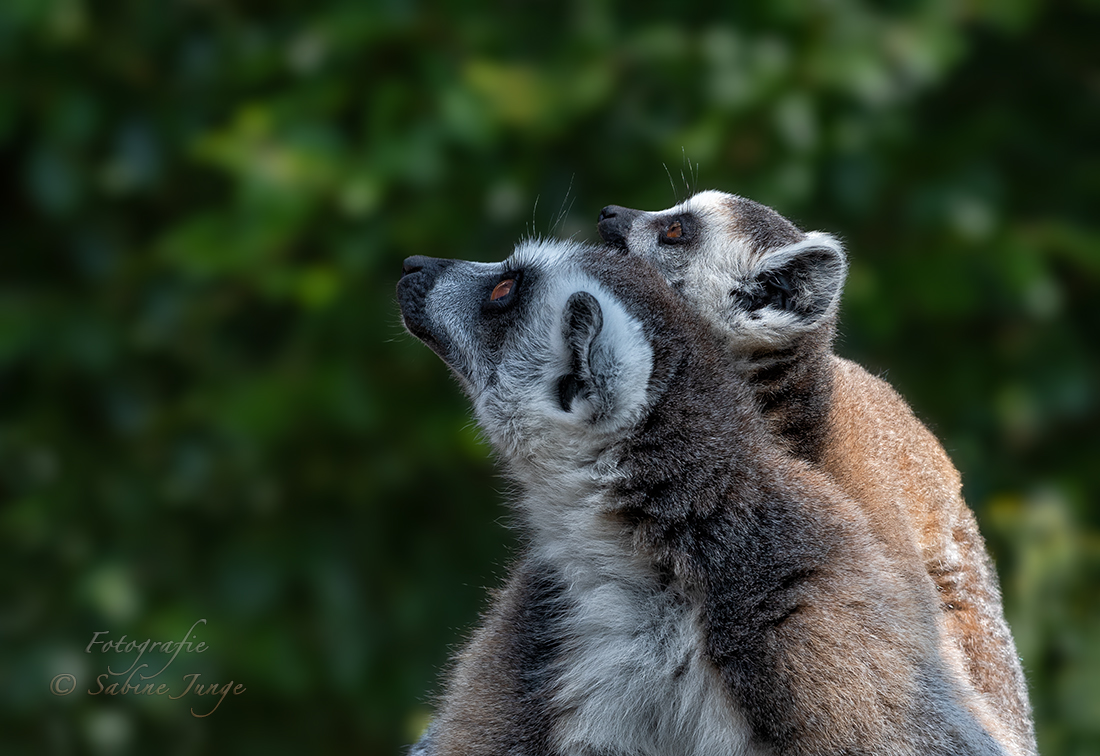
[401,255,456,279]
[401,255,428,277]
[597,205,640,248]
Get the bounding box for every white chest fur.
[532,496,765,756]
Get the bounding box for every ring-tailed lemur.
[598,190,1035,756]
[398,239,1006,755]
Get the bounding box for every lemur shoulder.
[598,190,1035,756]
[398,239,1007,755]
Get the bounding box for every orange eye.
[490,279,515,301]
[666,221,683,239]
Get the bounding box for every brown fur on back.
[823,356,1034,756]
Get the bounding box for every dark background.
[2,1,1098,754]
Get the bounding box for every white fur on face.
[616,190,846,350]
[423,258,501,391]
[419,239,654,490]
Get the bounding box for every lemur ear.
[734,232,848,324]
[557,291,605,413]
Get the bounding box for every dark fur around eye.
[483,271,523,311]
[657,216,692,245]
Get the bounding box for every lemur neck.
[522,476,666,595]
[743,327,835,465]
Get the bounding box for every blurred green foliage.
[1,0,1098,754]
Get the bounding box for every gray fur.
[398,239,1006,755]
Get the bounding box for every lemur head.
[597,190,847,351]
[397,239,681,482]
